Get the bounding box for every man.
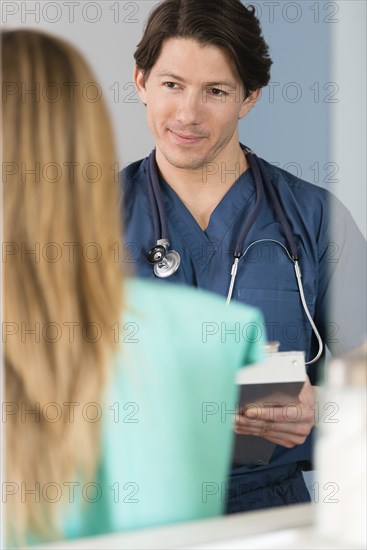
[121,0,366,513]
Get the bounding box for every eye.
[163,81,180,89]
[207,87,229,98]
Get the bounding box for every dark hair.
[134,0,272,96]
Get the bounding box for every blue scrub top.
[121,152,366,471]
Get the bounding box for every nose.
[175,89,204,127]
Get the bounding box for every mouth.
[168,129,207,144]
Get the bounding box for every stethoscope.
[146,146,323,365]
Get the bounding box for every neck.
[156,142,248,230]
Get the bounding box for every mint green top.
[22,279,264,546]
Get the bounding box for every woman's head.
[2,29,123,543]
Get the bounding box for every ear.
[133,65,148,104]
[239,88,261,119]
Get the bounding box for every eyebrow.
[204,81,238,91]
[156,72,186,82]
[156,72,238,90]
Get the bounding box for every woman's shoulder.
[124,277,262,324]
[122,278,264,366]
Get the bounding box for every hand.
[234,376,316,448]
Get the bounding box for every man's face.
[134,38,258,171]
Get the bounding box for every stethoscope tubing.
[146,153,160,240]
[234,148,264,257]
[257,154,298,260]
[146,147,323,364]
[147,151,169,241]
[226,238,323,365]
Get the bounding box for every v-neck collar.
[159,168,256,271]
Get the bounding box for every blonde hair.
[2,30,123,543]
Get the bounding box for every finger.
[298,375,311,399]
[234,422,309,447]
[263,433,309,448]
[235,419,313,439]
[243,403,304,423]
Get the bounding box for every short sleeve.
[316,194,367,356]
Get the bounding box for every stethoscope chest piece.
[154,249,180,278]
[147,245,166,264]
[147,239,181,278]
